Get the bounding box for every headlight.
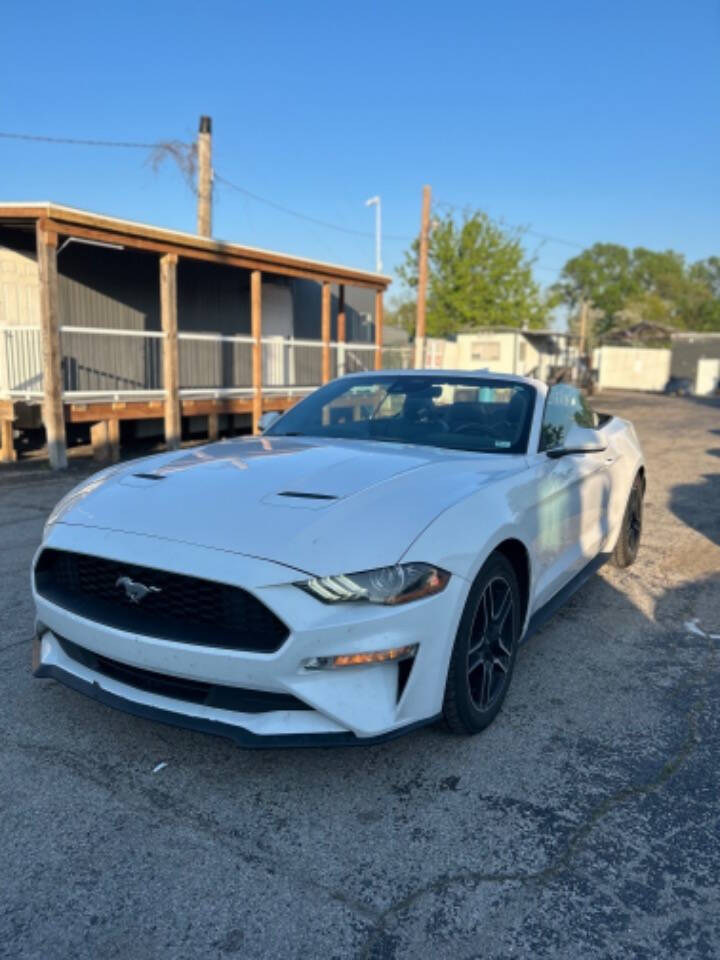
[296,563,450,605]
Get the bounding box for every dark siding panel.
[177,259,251,335]
[671,338,720,378]
[291,279,375,342]
[57,246,160,392]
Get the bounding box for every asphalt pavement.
[1,391,719,959]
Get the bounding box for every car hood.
[51,437,526,575]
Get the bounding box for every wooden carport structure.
[0,203,391,467]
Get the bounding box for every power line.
[534,263,566,273]
[215,172,412,241]
[1,128,585,255]
[0,130,163,149]
[526,229,584,249]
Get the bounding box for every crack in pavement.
[357,626,716,958]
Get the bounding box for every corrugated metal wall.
[1,225,379,395]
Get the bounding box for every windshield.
[267,375,536,454]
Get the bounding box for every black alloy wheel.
[443,552,520,735]
[612,474,644,568]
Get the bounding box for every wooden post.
[91,421,109,461]
[374,289,384,370]
[0,419,16,463]
[321,282,331,384]
[414,185,432,369]
[337,285,346,377]
[160,254,181,449]
[36,221,67,469]
[108,417,120,462]
[90,419,120,462]
[197,116,213,237]
[208,412,219,441]
[251,270,262,434]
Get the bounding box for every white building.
[422,328,577,379]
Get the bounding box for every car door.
[528,384,612,609]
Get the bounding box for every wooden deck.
[0,392,304,463]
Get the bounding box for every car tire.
[612,474,644,568]
[442,552,521,735]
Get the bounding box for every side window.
[539,384,598,451]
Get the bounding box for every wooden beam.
[251,270,263,434]
[90,419,120,462]
[108,417,121,462]
[36,222,67,469]
[374,289,384,371]
[337,285,346,377]
[160,254,181,449]
[33,216,388,290]
[337,285,346,342]
[62,394,302,425]
[0,419,16,463]
[65,400,164,423]
[321,282,332,384]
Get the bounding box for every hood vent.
[132,473,166,481]
[278,491,337,501]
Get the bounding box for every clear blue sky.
[2,0,718,298]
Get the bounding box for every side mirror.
[258,411,281,433]
[546,423,607,459]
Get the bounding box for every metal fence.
[0,327,44,398]
[179,332,254,395]
[381,346,413,370]
[333,343,377,377]
[1,327,415,401]
[60,327,165,399]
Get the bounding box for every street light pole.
[365,196,382,273]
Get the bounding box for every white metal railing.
[1,328,411,404]
[263,336,323,389]
[60,326,165,398]
[0,327,44,398]
[332,342,377,377]
[381,345,413,371]
[179,331,254,396]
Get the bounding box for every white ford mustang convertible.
[33,371,644,747]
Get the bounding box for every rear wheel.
[612,474,644,568]
[443,553,520,735]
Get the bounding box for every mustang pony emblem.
[115,576,162,604]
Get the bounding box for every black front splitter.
[34,659,439,750]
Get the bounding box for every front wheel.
[612,474,644,568]
[442,553,521,735]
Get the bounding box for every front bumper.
[33,524,468,745]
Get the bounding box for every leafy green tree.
[687,258,720,330]
[554,244,720,341]
[397,209,551,337]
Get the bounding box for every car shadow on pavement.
[669,472,720,548]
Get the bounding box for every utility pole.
[365,196,382,273]
[414,185,431,369]
[578,298,588,356]
[196,115,213,237]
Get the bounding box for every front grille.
[35,549,289,652]
[58,636,309,712]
